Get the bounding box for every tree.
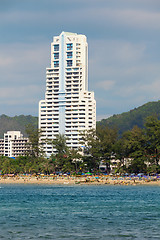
[39,158,54,174]
[114,138,127,172]
[25,124,44,158]
[1,158,19,174]
[51,134,68,155]
[67,148,82,172]
[122,126,147,173]
[144,116,160,166]
[97,126,118,172]
[81,129,102,171]
[49,134,69,171]
[81,126,118,172]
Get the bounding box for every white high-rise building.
[39,32,96,157]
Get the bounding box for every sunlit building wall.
[0,131,29,157]
[39,32,96,156]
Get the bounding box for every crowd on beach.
[0,173,160,185]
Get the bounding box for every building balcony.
[46,74,59,78]
[52,122,59,126]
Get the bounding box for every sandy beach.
[0,175,160,186]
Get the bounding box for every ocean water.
[0,185,160,240]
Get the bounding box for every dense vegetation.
[0,114,38,138]
[1,100,160,174]
[1,116,160,175]
[97,100,160,136]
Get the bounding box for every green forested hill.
[97,100,160,135]
[1,100,160,139]
[0,115,38,138]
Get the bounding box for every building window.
[54,44,59,51]
[54,53,59,60]
[67,60,72,67]
[67,43,73,50]
[67,52,72,59]
[54,61,59,67]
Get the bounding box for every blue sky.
[1,0,160,120]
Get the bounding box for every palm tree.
[49,134,68,171]
[51,134,68,155]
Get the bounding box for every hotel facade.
[0,131,29,157]
[39,32,96,157]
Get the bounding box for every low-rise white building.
[0,131,29,157]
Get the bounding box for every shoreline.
[0,176,160,186]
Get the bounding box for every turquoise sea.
[0,185,160,239]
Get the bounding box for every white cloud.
[140,78,160,95]
[0,85,42,103]
[96,80,115,90]
[97,114,112,121]
[84,7,160,30]
[94,8,160,30]
[89,39,147,89]
[55,6,160,30]
[113,78,160,99]
[1,3,160,32]
[0,42,49,67]
[0,42,49,85]
[89,40,146,70]
[0,57,13,66]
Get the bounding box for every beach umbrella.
[130,173,135,177]
[124,173,129,176]
[137,173,143,177]
[86,172,92,175]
